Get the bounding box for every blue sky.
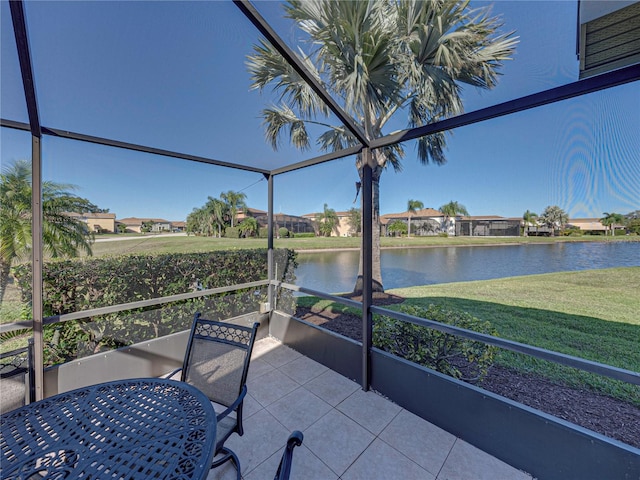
[1,1,638,221]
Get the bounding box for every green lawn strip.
[88,234,639,257]
[388,267,640,404]
[296,268,640,404]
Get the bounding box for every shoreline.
[293,237,639,254]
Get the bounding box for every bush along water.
[12,249,297,366]
[373,304,498,383]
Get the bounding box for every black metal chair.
[0,339,35,413]
[170,313,259,480]
[274,431,304,480]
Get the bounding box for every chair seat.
[216,413,238,446]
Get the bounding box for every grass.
[87,232,639,257]
[296,268,640,404]
[387,267,640,403]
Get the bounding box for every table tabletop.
[1,378,216,480]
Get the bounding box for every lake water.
[294,242,640,293]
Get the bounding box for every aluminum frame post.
[31,136,44,400]
[361,149,373,391]
[266,174,274,311]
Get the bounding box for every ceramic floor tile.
[241,391,263,419]
[246,368,300,407]
[342,438,435,480]
[244,444,337,480]
[437,439,533,480]
[266,386,333,431]
[258,342,302,368]
[278,355,328,385]
[223,409,290,477]
[336,389,402,435]
[379,409,456,476]
[246,357,274,382]
[304,369,360,406]
[251,337,281,359]
[303,409,374,476]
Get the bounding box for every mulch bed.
[296,293,640,449]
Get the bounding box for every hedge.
[12,249,296,366]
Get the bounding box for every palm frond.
[262,105,311,151]
[247,38,329,118]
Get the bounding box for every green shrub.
[225,226,240,238]
[258,227,269,238]
[278,227,290,238]
[562,227,582,237]
[293,232,315,238]
[438,232,449,238]
[373,304,498,383]
[12,249,297,366]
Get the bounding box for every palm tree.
[539,205,568,236]
[238,217,259,238]
[206,197,227,237]
[522,210,538,236]
[248,0,516,293]
[407,199,424,238]
[439,200,469,235]
[600,212,624,236]
[346,207,361,237]
[220,190,247,228]
[316,203,339,237]
[0,160,94,303]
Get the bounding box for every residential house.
[117,217,172,234]
[239,208,315,235]
[65,212,116,233]
[381,208,444,236]
[456,216,521,236]
[566,218,615,235]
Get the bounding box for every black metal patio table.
[0,378,216,480]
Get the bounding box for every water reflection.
[295,242,640,294]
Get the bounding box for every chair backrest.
[181,313,259,407]
[0,340,34,413]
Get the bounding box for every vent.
[579,2,640,78]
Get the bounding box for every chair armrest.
[217,385,247,422]
[166,368,182,380]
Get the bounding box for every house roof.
[459,215,505,220]
[65,212,116,220]
[117,217,171,225]
[381,208,443,220]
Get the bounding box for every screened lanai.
[1,1,639,479]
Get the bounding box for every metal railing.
[274,280,640,387]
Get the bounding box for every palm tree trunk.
[0,259,12,304]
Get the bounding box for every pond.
[294,241,640,294]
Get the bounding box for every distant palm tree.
[238,217,259,238]
[407,199,424,238]
[248,0,517,294]
[439,201,469,235]
[600,212,624,236]
[220,190,247,228]
[0,160,94,303]
[316,204,339,237]
[388,220,407,237]
[346,207,361,237]
[539,205,568,236]
[522,210,538,236]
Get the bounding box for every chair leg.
[211,447,241,480]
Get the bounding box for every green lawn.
[387,267,640,403]
[298,267,640,404]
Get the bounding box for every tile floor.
[207,337,534,480]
